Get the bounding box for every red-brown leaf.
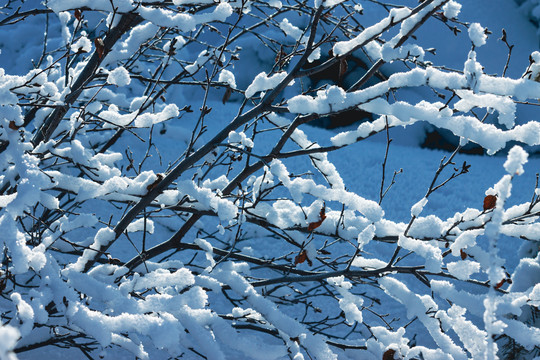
[74,9,82,21]
[460,249,467,260]
[294,250,312,266]
[483,195,497,211]
[294,250,307,265]
[383,349,396,360]
[94,37,105,59]
[307,205,326,231]
[146,173,164,192]
[494,279,506,290]
[8,121,20,130]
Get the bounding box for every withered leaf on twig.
[222,87,232,104]
[495,279,506,290]
[294,250,312,266]
[483,195,497,211]
[383,349,397,360]
[146,173,164,192]
[74,9,82,21]
[94,37,105,59]
[307,205,326,232]
[339,58,348,79]
[8,121,20,130]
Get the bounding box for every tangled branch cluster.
[0,0,539,359]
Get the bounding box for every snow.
[218,69,237,88]
[379,277,467,360]
[228,130,254,148]
[185,50,211,74]
[138,3,233,33]
[509,257,540,292]
[357,223,375,249]
[279,18,303,40]
[327,276,364,324]
[71,35,92,53]
[70,227,116,272]
[126,218,154,233]
[107,67,131,87]
[0,325,19,360]
[2,0,540,359]
[468,23,487,47]
[244,71,288,98]
[503,145,528,175]
[163,35,186,54]
[397,234,442,272]
[411,197,428,217]
[447,260,481,280]
[442,1,462,19]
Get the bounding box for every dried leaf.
[107,255,122,266]
[222,87,232,104]
[294,250,313,266]
[294,250,307,265]
[146,173,164,192]
[339,58,348,79]
[74,9,82,21]
[460,249,467,260]
[307,205,326,231]
[8,121,20,130]
[494,279,505,290]
[483,195,497,211]
[383,349,397,360]
[94,37,105,59]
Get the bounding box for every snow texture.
[245,71,288,98]
[107,66,131,87]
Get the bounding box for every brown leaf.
[222,87,232,104]
[460,249,467,260]
[307,205,326,232]
[94,37,105,59]
[494,279,506,290]
[74,9,82,21]
[307,219,323,231]
[146,173,164,192]
[106,254,122,266]
[294,250,308,265]
[294,250,313,267]
[483,195,497,211]
[383,349,396,360]
[8,121,20,130]
[339,58,348,79]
